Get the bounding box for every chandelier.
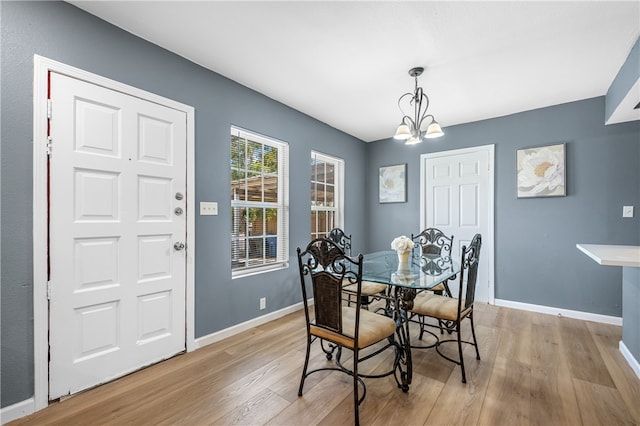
[393,67,444,144]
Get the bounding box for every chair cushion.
[430,282,446,292]
[310,307,396,349]
[410,293,471,321]
[343,280,388,296]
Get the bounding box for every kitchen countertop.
[576,244,640,267]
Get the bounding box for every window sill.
[232,262,289,279]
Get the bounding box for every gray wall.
[367,98,640,315]
[1,1,368,407]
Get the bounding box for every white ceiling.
[68,1,640,142]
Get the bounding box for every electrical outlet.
[623,206,634,218]
[200,201,218,216]
[259,297,266,310]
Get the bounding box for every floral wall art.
[516,143,566,198]
[379,164,407,203]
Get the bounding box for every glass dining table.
[359,250,460,391]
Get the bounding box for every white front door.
[48,72,187,399]
[420,145,494,303]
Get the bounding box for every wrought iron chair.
[297,238,400,426]
[328,228,388,310]
[411,228,454,296]
[408,234,482,383]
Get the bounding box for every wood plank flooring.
[10,303,640,425]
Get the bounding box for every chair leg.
[353,349,360,426]
[360,295,370,310]
[470,311,481,360]
[418,315,426,340]
[456,321,466,383]
[298,335,311,396]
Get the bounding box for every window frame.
[310,150,345,241]
[231,126,289,278]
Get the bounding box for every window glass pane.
[317,211,327,235]
[310,181,318,205]
[231,136,246,170]
[325,162,335,186]
[325,184,335,207]
[316,183,326,206]
[327,211,335,232]
[246,172,262,202]
[317,160,326,184]
[265,208,277,236]
[231,171,247,201]
[311,157,320,183]
[263,175,278,203]
[247,141,263,172]
[265,235,277,261]
[263,144,278,174]
[247,237,263,264]
[311,211,317,236]
[247,207,263,236]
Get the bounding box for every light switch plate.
[200,202,218,216]
[623,206,634,218]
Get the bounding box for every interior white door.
[421,146,494,303]
[48,72,187,399]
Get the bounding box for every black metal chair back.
[297,238,363,334]
[458,234,482,314]
[411,227,454,257]
[327,228,352,255]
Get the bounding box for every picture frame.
[516,143,566,198]
[379,163,407,203]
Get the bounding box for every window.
[311,151,344,241]
[231,127,289,277]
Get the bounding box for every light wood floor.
[11,303,640,425]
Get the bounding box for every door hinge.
[46,136,53,156]
[47,99,52,119]
[47,280,52,300]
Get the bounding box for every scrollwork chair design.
[328,228,388,309]
[411,228,454,296]
[297,238,400,426]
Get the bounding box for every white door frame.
[32,55,196,411]
[419,144,495,304]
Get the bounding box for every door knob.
[173,242,185,251]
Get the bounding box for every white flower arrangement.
[391,235,415,252]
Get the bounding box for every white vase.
[396,250,410,273]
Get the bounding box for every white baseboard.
[494,299,623,326]
[619,340,640,380]
[194,300,310,349]
[1,398,34,425]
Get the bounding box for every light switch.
[623,206,634,218]
[200,202,218,216]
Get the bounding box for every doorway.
[420,145,495,303]
[33,56,195,408]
